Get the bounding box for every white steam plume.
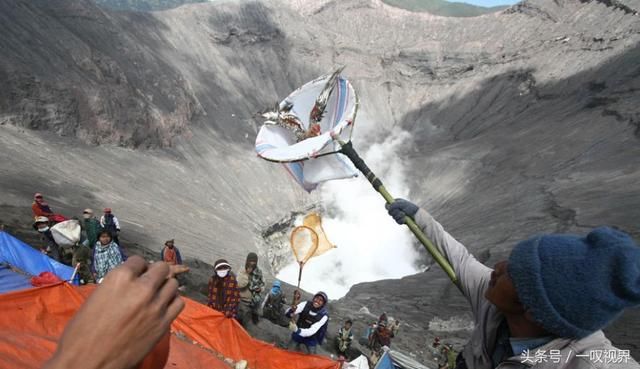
[277,128,421,299]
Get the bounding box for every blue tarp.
[375,352,397,369]
[0,231,74,288]
[0,264,31,293]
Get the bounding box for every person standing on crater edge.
[336,318,354,359]
[237,252,265,326]
[81,208,102,249]
[100,207,121,245]
[161,239,185,289]
[92,230,127,283]
[33,216,63,262]
[368,319,394,354]
[161,239,182,266]
[208,259,240,319]
[262,280,288,326]
[386,198,640,369]
[286,291,330,355]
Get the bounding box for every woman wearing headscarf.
[207,259,240,319]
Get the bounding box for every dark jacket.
[83,218,102,249]
[286,301,329,347]
[41,229,62,262]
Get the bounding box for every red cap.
[104,208,112,213]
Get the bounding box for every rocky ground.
[1,0,639,366]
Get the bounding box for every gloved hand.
[288,321,299,332]
[385,199,419,225]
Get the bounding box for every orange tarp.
[173,294,339,369]
[0,283,340,369]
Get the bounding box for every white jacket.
[287,301,329,338]
[99,215,120,230]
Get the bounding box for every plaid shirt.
[92,241,126,280]
[208,273,240,317]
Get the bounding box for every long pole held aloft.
[339,141,459,287]
[293,262,304,306]
[296,262,304,290]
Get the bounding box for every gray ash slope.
[0,0,639,364]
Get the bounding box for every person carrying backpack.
[33,216,63,262]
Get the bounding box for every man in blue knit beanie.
[387,199,640,369]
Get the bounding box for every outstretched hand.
[169,264,190,278]
[385,199,419,225]
[43,256,184,369]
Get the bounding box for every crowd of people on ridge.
[30,192,399,362]
[204,251,402,360]
[32,192,640,369]
[32,193,125,284]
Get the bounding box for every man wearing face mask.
[386,199,640,369]
[286,291,330,354]
[208,259,241,319]
[33,216,63,262]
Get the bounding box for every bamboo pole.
[339,141,459,286]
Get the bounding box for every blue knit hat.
[508,227,640,339]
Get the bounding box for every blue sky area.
[447,0,520,7]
